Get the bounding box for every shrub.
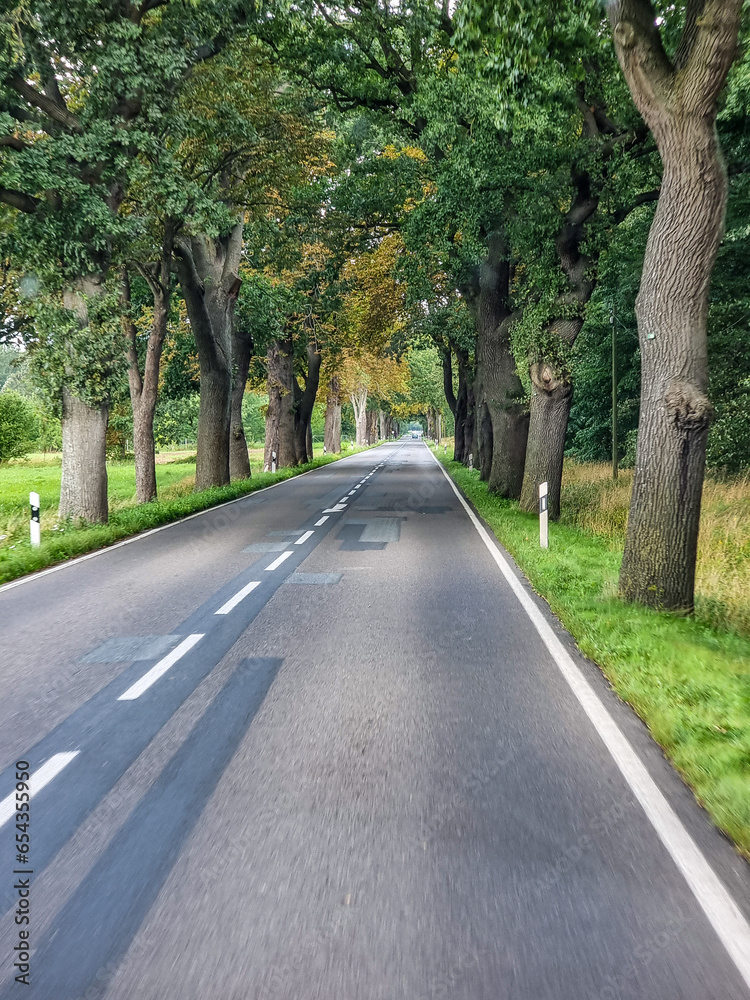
[0,391,39,461]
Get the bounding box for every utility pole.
[611,308,618,481]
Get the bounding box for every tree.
[0,390,38,461]
[0,0,253,520]
[609,0,743,611]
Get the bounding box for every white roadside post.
[539,481,549,549]
[468,453,473,471]
[29,492,41,548]
[271,450,277,474]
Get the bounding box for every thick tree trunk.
[379,409,386,441]
[452,347,468,463]
[519,364,573,521]
[324,377,342,453]
[59,278,109,524]
[293,340,322,464]
[175,221,243,491]
[366,409,378,445]
[610,1,741,611]
[351,387,367,446]
[132,402,157,504]
[265,337,296,469]
[59,387,109,523]
[473,234,528,495]
[464,371,476,467]
[229,323,253,481]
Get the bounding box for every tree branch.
[0,187,38,213]
[7,74,82,133]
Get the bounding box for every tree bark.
[474,233,528,496]
[229,322,253,481]
[324,376,342,453]
[453,346,469,463]
[519,364,573,521]
[293,339,322,464]
[59,387,109,523]
[610,0,742,611]
[59,277,109,524]
[265,337,297,469]
[351,386,368,446]
[123,227,173,504]
[175,220,243,491]
[366,409,378,444]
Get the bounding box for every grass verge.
[0,447,373,588]
[435,452,750,858]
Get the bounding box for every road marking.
[427,445,750,989]
[354,485,362,489]
[340,497,350,503]
[295,530,314,545]
[118,633,204,701]
[265,551,293,571]
[323,504,347,512]
[315,516,329,526]
[0,458,342,596]
[348,491,356,496]
[0,753,80,829]
[214,580,261,615]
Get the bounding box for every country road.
[1,438,749,999]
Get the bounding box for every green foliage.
[0,389,38,461]
[154,394,200,447]
[241,392,268,443]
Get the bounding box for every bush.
[0,391,39,461]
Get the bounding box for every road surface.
[0,439,749,999]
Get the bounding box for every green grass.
[0,444,374,587]
[436,453,750,858]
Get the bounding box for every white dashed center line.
[0,753,80,830]
[215,580,261,615]
[295,530,314,545]
[315,516,329,526]
[265,551,293,571]
[118,633,204,701]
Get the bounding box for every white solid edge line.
[315,516,329,526]
[0,446,389,597]
[425,445,750,989]
[0,752,80,829]
[215,580,261,615]
[295,530,314,545]
[118,633,204,701]
[265,551,293,571]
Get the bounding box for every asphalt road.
[1,439,749,999]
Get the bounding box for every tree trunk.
[464,369,476,467]
[265,337,297,469]
[366,409,378,445]
[175,221,243,491]
[59,387,109,523]
[351,387,368,446]
[229,322,253,481]
[59,278,109,524]
[453,346,469,463]
[123,228,172,504]
[379,409,386,441]
[519,364,573,521]
[293,340,322,464]
[610,0,741,611]
[324,377,342,453]
[473,233,528,495]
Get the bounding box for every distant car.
[411,429,422,439]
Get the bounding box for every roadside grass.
[435,452,750,858]
[0,443,372,586]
